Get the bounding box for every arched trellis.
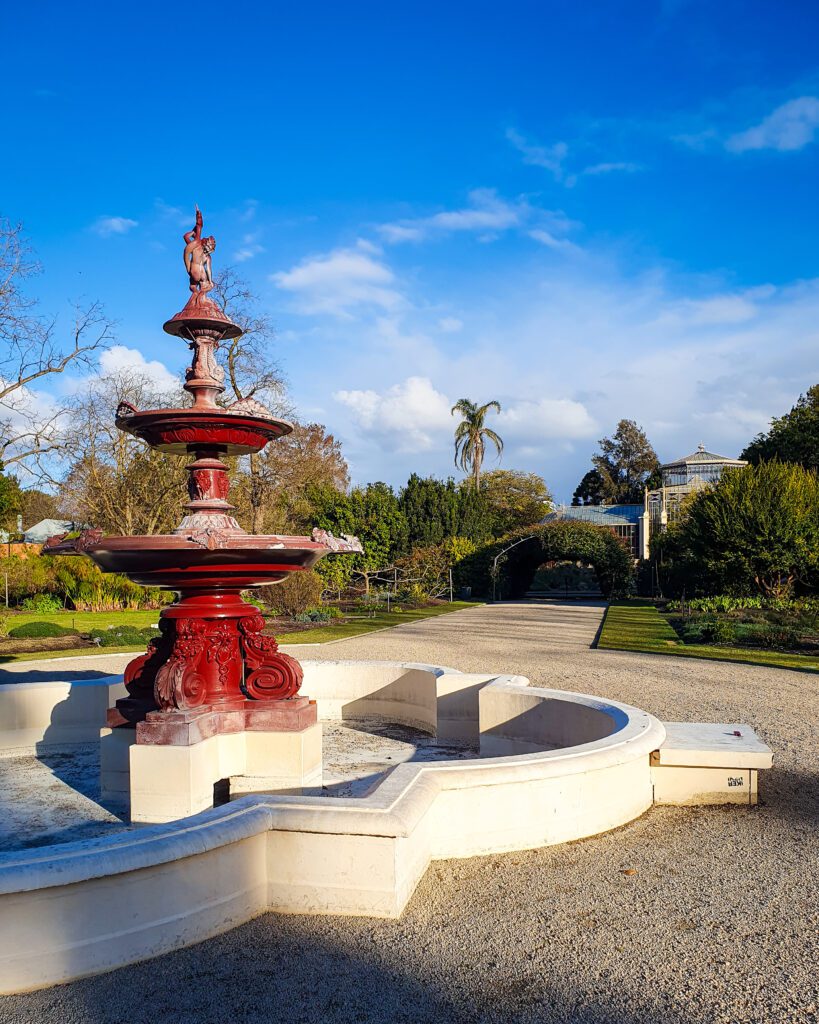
[461,520,634,601]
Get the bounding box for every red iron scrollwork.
[239,614,303,700]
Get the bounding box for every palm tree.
[451,398,504,489]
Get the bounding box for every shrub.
[20,594,64,613]
[293,606,343,624]
[679,617,736,644]
[261,571,325,618]
[89,626,160,648]
[9,621,78,639]
[757,626,801,650]
[398,584,430,608]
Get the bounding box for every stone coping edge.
[0,675,664,897]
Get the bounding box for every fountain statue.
[46,209,361,777]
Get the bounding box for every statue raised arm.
[183,206,216,303]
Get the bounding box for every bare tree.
[210,267,294,532]
[59,370,188,535]
[0,218,115,474]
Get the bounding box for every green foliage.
[20,594,64,613]
[293,605,343,623]
[480,469,552,534]
[742,384,819,470]
[399,475,460,547]
[0,466,22,532]
[9,620,78,639]
[586,419,660,504]
[657,461,819,598]
[89,625,159,647]
[54,558,159,611]
[459,520,634,599]
[310,481,408,584]
[261,570,325,618]
[572,469,607,507]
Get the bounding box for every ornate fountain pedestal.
[48,209,361,822]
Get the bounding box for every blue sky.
[4,1,819,501]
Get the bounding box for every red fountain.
[47,208,360,742]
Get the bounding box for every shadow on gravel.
[759,766,819,824]
[0,917,695,1024]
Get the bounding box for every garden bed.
[598,600,819,673]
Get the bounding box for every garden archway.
[482,521,634,600]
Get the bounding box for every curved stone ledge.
[0,661,665,993]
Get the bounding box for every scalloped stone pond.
[0,658,771,994]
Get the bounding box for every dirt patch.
[0,636,95,655]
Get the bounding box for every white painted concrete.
[0,666,667,993]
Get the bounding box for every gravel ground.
[2,601,818,1024]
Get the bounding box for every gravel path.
[2,601,818,1024]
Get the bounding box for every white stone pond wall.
[0,658,765,993]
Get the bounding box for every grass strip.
[598,599,819,673]
[0,602,483,663]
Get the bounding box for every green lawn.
[3,609,160,632]
[0,601,482,663]
[598,599,819,673]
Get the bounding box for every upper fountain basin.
[79,533,334,589]
[116,408,293,456]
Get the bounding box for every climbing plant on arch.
[458,520,634,600]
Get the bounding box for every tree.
[590,419,659,503]
[742,384,819,471]
[59,370,188,535]
[451,398,504,489]
[572,469,607,506]
[210,267,290,533]
[231,420,349,534]
[399,475,460,549]
[0,218,115,476]
[480,469,552,534]
[656,461,819,598]
[310,481,408,592]
[0,466,22,532]
[16,487,60,528]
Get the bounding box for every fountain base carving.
[108,591,305,727]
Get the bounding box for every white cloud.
[91,216,138,237]
[378,189,579,252]
[581,161,643,177]
[272,242,403,317]
[234,232,265,263]
[437,317,463,333]
[528,229,581,252]
[506,128,568,181]
[99,346,179,392]
[726,96,819,152]
[498,399,598,440]
[334,376,453,452]
[378,189,528,244]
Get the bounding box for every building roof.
[23,519,75,544]
[545,504,643,527]
[660,443,747,470]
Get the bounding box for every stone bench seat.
[651,722,773,806]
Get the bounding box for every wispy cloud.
[233,231,265,263]
[91,216,138,237]
[378,188,528,243]
[507,127,643,187]
[272,240,403,317]
[506,128,568,181]
[378,188,579,250]
[726,96,819,152]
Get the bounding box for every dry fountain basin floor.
[0,657,770,994]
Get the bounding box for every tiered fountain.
[47,208,361,819]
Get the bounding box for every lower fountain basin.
[84,534,330,589]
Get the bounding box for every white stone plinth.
[129,723,322,824]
